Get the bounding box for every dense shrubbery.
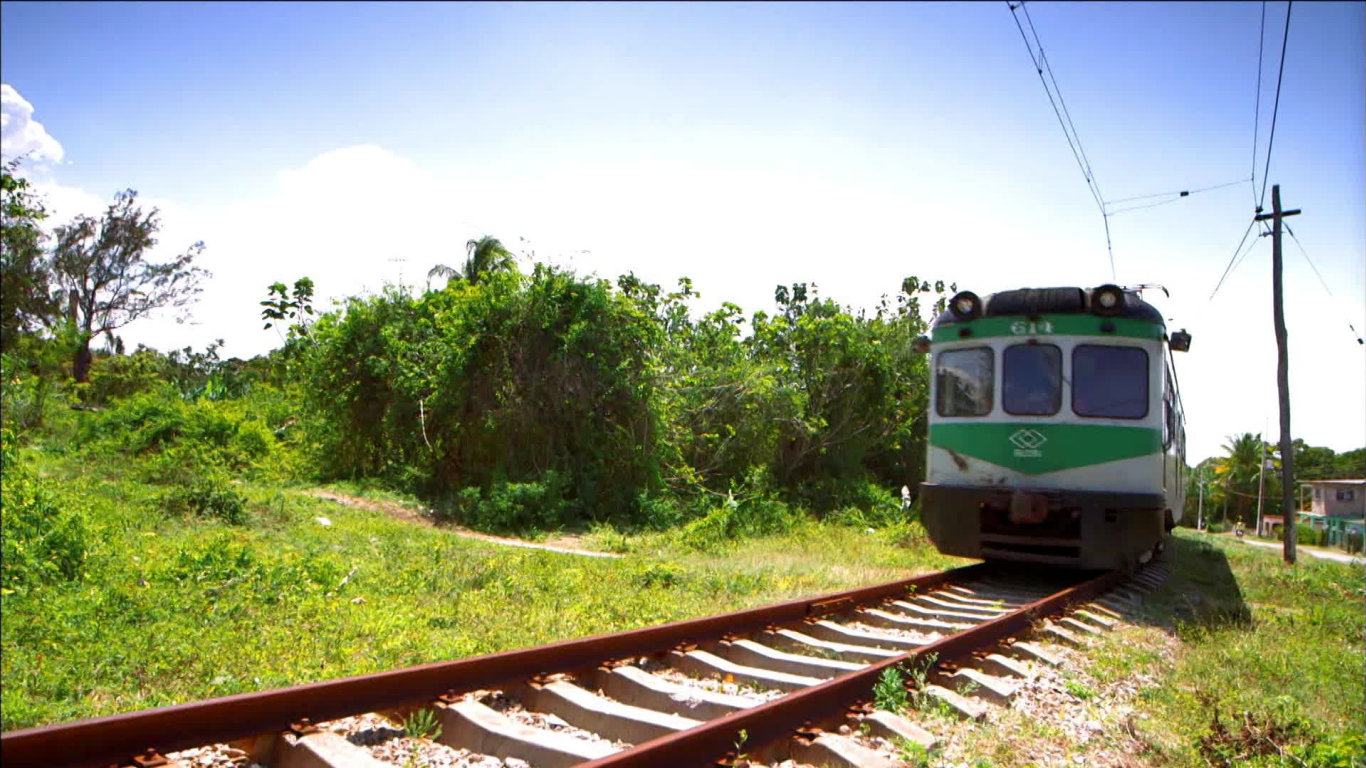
[4,242,950,536]
[302,266,665,523]
[0,429,89,591]
[300,266,948,531]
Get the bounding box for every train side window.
[1163,398,1173,448]
[1003,344,1061,415]
[935,347,994,417]
[1072,345,1149,419]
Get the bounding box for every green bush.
[1,352,61,432]
[678,479,804,551]
[1284,523,1321,547]
[813,479,905,526]
[158,472,249,525]
[439,472,574,532]
[85,391,278,477]
[0,429,89,591]
[85,348,167,403]
[304,269,664,523]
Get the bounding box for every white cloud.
[1,84,64,164]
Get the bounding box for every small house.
[1303,479,1365,518]
[1298,479,1365,552]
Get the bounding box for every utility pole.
[1197,469,1205,530]
[1256,433,1266,536]
[1255,184,1301,564]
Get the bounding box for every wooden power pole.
[1255,184,1300,564]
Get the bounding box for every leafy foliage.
[50,190,208,381]
[304,265,664,525]
[872,665,909,712]
[427,235,517,289]
[0,429,89,592]
[260,277,315,338]
[0,160,56,352]
[301,265,949,532]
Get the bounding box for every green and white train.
[919,285,1189,570]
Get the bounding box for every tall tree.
[0,160,56,351]
[50,190,207,381]
[1215,432,1266,526]
[427,235,515,289]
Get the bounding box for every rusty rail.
[2,563,989,768]
[580,566,1122,768]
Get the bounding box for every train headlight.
[1092,284,1125,317]
[949,291,982,320]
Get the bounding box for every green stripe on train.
[930,423,1162,474]
[931,314,1164,342]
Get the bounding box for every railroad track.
[2,561,1169,768]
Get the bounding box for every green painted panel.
[932,314,1164,342]
[930,422,1162,474]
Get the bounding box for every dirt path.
[1237,536,1364,565]
[306,490,623,559]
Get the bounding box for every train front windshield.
[1072,345,1149,419]
[1003,344,1061,415]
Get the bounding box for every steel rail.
[578,567,1123,768]
[2,563,990,768]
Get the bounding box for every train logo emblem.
[1008,428,1047,457]
[1010,319,1053,335]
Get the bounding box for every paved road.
[1239,536,1365,565]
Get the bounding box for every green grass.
[952,529,1363,768]
[1104,530,1365,766]
[8,437,1359,768]
[0,447,960,730]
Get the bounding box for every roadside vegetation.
[1,160,964,730]
[2,162,1362,768]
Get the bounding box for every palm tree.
[427,236,516,289]
[1215,432,1279,526]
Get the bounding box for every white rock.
[315,516,332,526]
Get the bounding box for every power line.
[1021,2,1103,203]
[1209,218,1258,300]
[1258,1,1293,210]
[1105,177,1250,215]
[1251,1,1267,207]
[1229,222,1264,275]
[1006,1,1114,278]
[1284,223,1365,344]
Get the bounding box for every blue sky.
[2,1,1363,462]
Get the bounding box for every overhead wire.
[1209,2,1286,303]
[1251,1,1266,207]
[1209,219,1258,301]
[1228,223,1264,275]
[1105,177,1251,215]
[1284,223,1365,344]
[1258,1,1292,210]
[1006,1,1115,279]
[1021,2,1103,202]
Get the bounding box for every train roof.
[930,286,1165,329]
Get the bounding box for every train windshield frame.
[935,346,993,417]
[1072,344,1149,419]
[1002,343,1062,416]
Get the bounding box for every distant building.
[1303,479,1365,518]
[1299,479,1365,552]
